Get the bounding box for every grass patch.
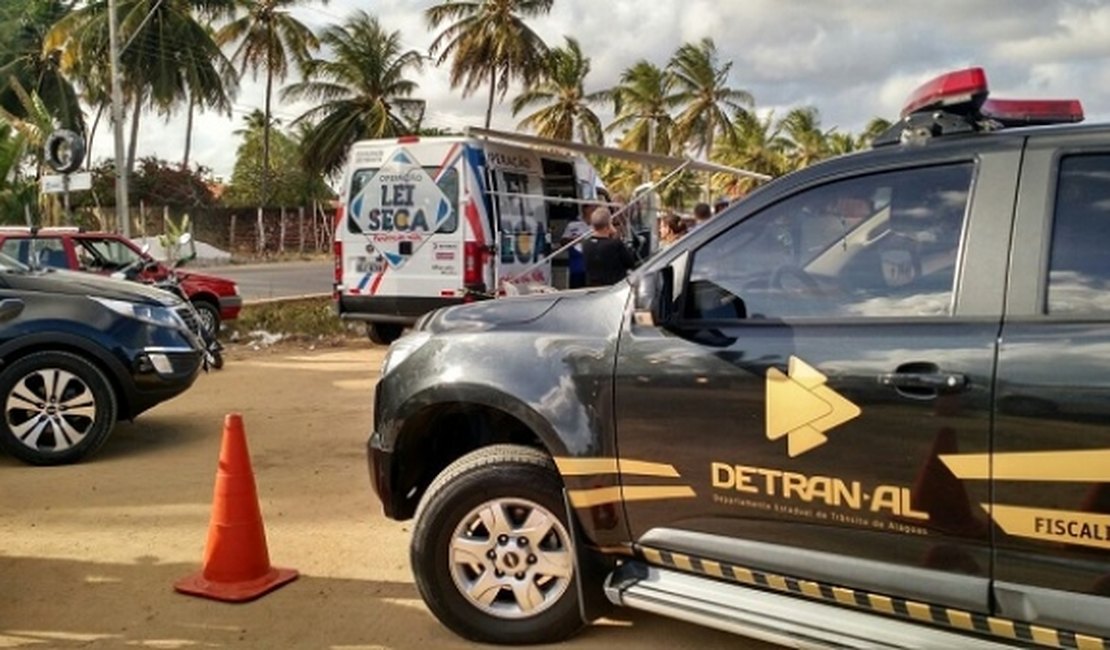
[226,296,361,341]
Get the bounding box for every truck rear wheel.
[411,444,585,644]
[366,323,403,345]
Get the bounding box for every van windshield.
[349,167,460,234]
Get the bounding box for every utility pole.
[108,0,130,237]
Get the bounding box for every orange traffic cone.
[174,413,298,602]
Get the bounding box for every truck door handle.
[879,372,967,390]
[878,363,967,398]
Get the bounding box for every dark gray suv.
[0,252,202,465]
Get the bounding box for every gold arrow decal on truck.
[766,356,861,457]
[940,449,1110,482]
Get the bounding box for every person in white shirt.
[561,205,594,288]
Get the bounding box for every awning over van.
[466,127,771,181]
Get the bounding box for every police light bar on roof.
[900,67,989,118]
[874,67,1087,147]
[981,98,1084,126]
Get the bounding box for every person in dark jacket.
[583,206,635,287]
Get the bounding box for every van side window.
[348,167,459,234]
[1047,154,1110,314]
[684,163,974,321]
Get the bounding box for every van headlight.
[381,332,431,377]
[91,297,185,329]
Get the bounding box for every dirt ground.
[0,343,770,649]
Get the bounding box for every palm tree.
[426,0,553,129]
[0,0,84,134]
[826,131,857,156]
[667,38,751,158]
[0,79,66,222]
[217,0,319,206]
[858,116,893,148]
[711,108,787,195]
[282,12,424,176]
[608,60,676,155]
[511,37,605,144]
[48,0,236,173]
[779,106,832,170]
[183,23,237,167]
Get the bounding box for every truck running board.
[604,561,1015,649]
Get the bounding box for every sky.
[89,0,1110,181]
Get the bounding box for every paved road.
[202,261,331,302]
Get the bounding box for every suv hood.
[422,291,566,333]
[420,285,629,338]
[2,269,181,306]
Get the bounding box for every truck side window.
[684,163,974,321]
[1047,154,1110,314]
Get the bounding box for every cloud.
[88,0,1110,180]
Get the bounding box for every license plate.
[355,257,382,274]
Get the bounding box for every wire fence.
[74,204,337,257]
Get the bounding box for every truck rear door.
[990,133,1110,637]
[344,141,463,300]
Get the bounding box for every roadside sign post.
[42,130,91,223]
[41,172,92,222]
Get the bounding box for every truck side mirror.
[633,267,675,327]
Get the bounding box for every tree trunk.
[183,94,195,168]
[262,47,274,209]
[485,67,496,129]
[87,104,105,167]
[127,92,141,174]
[298,206,305,254]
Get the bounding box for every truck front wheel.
[410,444,585,644]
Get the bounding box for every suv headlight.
[91,297,185,330]
[381,331,431,377]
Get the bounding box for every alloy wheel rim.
[197,308,217,334]
[448,497,574,619]
[6,368,97,453]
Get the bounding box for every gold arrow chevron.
[766,356,861,457]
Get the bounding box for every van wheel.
[411,445,585,644]
[366,323,403,345]
[0,351,117,465]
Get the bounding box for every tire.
[44,129,85,174]
[0,351,118,465]
[411,444,585,644]
[209,349,224,370]
[192,300,220,336]
[366,323,403,345]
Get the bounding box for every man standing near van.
[561,204,594,288]
[689,202,713,233]
[583,206,635,287]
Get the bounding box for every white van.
[333,133,605,344]
[333,128,765,344]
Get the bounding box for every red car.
[0,228,241,334]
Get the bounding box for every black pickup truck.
[368,68,1110,648]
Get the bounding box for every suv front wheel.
[0,351,117,465]
[410,444,585,644]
